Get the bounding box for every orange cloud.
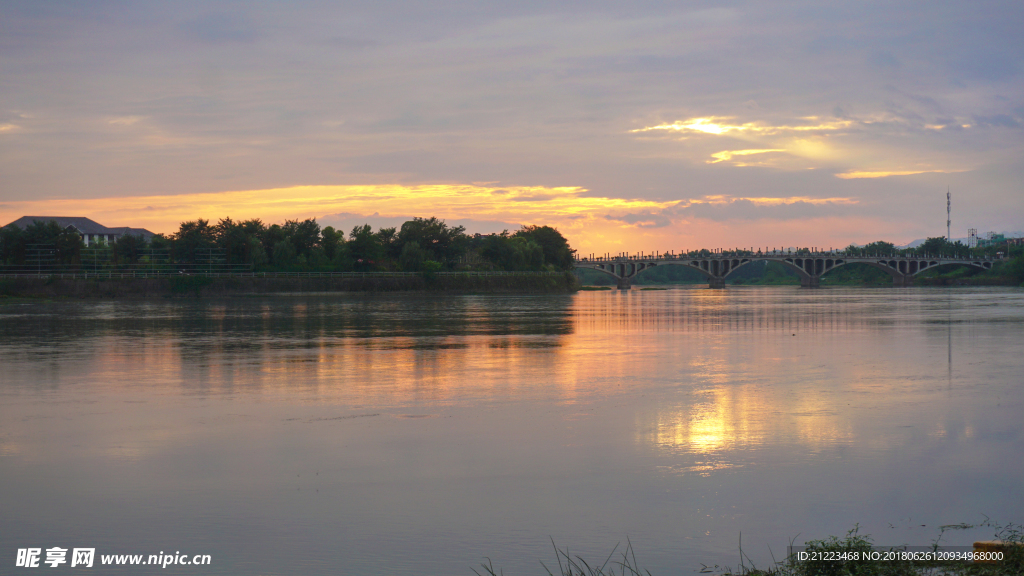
[835,169,964,179]
[707,149,786,164]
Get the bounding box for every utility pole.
[947,187,951,241]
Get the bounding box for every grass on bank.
[473,521,1024,576]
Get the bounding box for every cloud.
[707,149,787,164]
[604,212,673,228]
[667,196,859,222]
[108,116,146,126]
[600,194,861,228]
[835,169,964,179]
[972,114,1021,129]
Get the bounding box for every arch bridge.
[575,253,996,289]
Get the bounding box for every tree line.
[0,217,577,273]
[661,237,1003,259]
[841,237,971,257]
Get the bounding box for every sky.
[1,0,1022,254]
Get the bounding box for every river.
[1,286,1022,575]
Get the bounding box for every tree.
[0,224,25,266]
[917,237,949,257]
[262,224,287,263]
[480,233,544,271]
[862,241,896,256]
[348,224,384,269]
[113,233,146,267]
[513,225,575,270]
[214,218,250,265]
[330,239,353,271]
[8,220,85,268]
[19,221,61,270]
[377,227,399,260]
[399,241,427,271]
[54,227,84,265]
[396,217,467,265]
[171,220,216,265]
[238,219,268,266]
[148,234,173,267]
[282,218,321,258]
[247,237,269,269]
[321,226,344,260]
[1004,254,1024,284]
[272,239,297,269]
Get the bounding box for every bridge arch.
[837,259,992,285]
[719,258,812,284]
[629,260,714,280]
[906,260,992,277]
[581,265,623,280]
[817,259,903,283]
[627,259,742,289]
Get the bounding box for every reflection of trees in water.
[171,295,576,343]
[6,295,575,341]
[0,296,575,394]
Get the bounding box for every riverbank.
[0,272,580,299]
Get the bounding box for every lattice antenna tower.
[947,188,951,240]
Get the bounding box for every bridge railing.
[574,252,996,263]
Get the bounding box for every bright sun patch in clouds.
[630,113,984,180]
[631,117,852,135]
[629,115,857,171]
[632,117,736,135]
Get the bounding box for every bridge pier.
[708,277,726,289]
[800,276,821,288]
[616,277,632,290]
[892,274,911,287]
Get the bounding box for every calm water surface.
[1,287,1022,575]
